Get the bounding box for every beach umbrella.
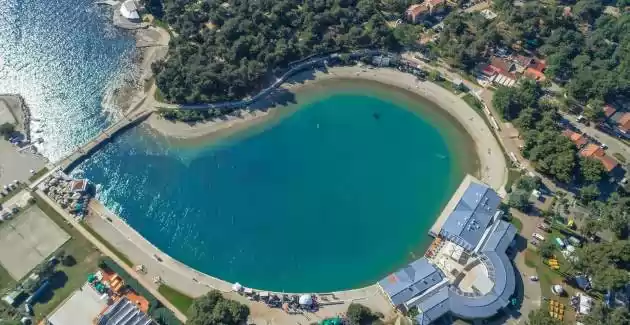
[232,282,243,292]
[299,294,313,305]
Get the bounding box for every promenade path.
[34,190,188,322]
[84,199,395,324]
[54,108,152,172]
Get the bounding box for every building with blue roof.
[377,176,517,325]
[378,259,445,307]
[439,182,502,251]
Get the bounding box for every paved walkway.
[35,190,188,322]
[84,199,396,324]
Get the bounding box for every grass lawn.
[613,152,626,164]
[510,217,523,232]
[505,168,523,192]
[82,222,134,267]
[27,167,49,183]
[462,93,484,112]
[158,284,194,314]
[30,194,102,321]
[0,263,15,293]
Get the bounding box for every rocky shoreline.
[0,93,33,143]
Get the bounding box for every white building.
[120,0,140,20]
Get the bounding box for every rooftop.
[580,144,619,172]
[439,182,501,251]
[603,105,617,118]
[561,129,587,147]
[97,297,154,325]
[379,177,517,324]
[47,283,108,325]
[378,259,444,306]
[619,113,630,132]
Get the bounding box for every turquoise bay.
[76,80,477,292]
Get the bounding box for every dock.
[55,110,153,172]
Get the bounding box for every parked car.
[532,232,545,241]
[530,239,540,246]
[537,223,551,232]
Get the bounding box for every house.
[562,129,588,148]
[517,56,546,82]
[603,105,617,119]
[617,113,630,136]
[69,179,88,193]
[406,0,446,24]
[478,57,518,87]
[579,143,620,173]
[490,57,515,74]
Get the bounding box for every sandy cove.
[146,66,508,193]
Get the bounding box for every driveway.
[507,210,543,324]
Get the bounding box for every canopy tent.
[299,294,313,305]
[552,285,564,295]
[321,317,342,325]
[232,283,242,292]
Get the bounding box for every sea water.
[0,0,135,160]
[76,80,476,292]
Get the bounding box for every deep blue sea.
[0,0,475,292]
[0,0,135,160]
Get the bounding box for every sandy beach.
[145,66,508,192]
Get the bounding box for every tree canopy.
[186,290,249,325]
[152,0,399,104]
[526,308,563,325]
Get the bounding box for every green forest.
[435,0,630,107]
[147,0,399,104]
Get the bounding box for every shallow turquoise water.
[76,81,475,292]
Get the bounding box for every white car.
[532,232,545,241]
[600,143,607,149]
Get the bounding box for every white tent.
[578,294,593,315]
[299,294,313,305]
[232,282,242,292]
[120,0,140,20]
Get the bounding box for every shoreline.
[145,66,507,192]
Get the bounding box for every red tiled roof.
[580,144,619,172]
[562,129,587,147]
[490,57,514,74]
[524,67,546,81]
[427,0,445,6]
[531,59,546,72]
[603,105,617,118]
[580,143,603,158]
[598,155,620,172]
[515,55,533,67]
[619,113,630,132]
[406,4,429,16]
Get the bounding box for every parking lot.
[0,205,70,280]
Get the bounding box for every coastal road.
[34,190,188,322]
